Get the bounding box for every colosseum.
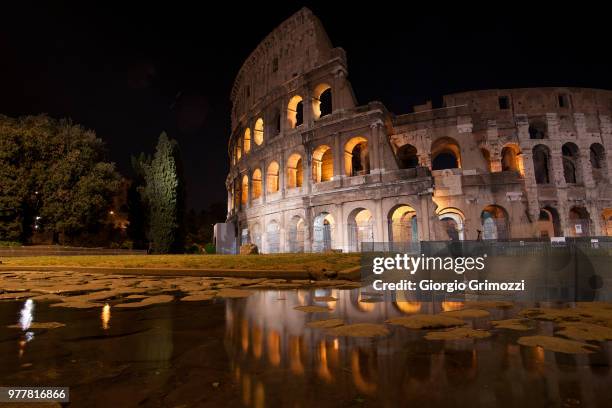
[224,7,612,253]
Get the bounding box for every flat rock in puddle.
[215,288,253,298]
[517,335,599,354]
[313,296,337,302]
[555,322,612,341]
[114,294,174,308]
[425,327,491,340]
[7,322,66,330]
[181,292,217,302]
[491,319,532,331]
[306,318,344,328]
[442,309,490,319]
[326,323,389,338]
[386,314,465,329]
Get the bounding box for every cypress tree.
[144,132,185,253]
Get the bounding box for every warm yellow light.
[101,304,111,330]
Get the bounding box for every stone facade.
[225,7,612,253]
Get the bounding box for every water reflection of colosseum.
[226,7,612,253]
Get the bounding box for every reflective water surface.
[1,289,611,407]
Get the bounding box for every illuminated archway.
[602,208,612,237]
[266,161,280,193]
[532,144,551,184]
[313,83,332,119]
[397,144,418,169]
[286,153,303,188]
[266,221,280,253]
[388,205,418,244]
[501,144,521,173]
[254,118,264,145]
[348,208,374,252]
[344,136,370,176]
[252,169,262,199]
[438,207,465,241]
[569,206,591,237]
[562,142,581,184]
[287,95,304,128]
[243,128,251,154]
[313,145,333,183]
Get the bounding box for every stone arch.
[241,174,249,206]
[396,144,419,169]
[590,143,607,183]
[347,207,374,252]
[235,141,242,162]
[481,205,509,240]
[431,137,461,170]
[313,144,333,183]
[529,119,547,139]
[538,207,561,238]
[254,118,264,145]
[287,215,305,253]
[313,83,332,119]
[562,142,581,184]
[480,147,492,172]
[438,207,465,241]
[286,153,303,188]
[287,95,304,129]
[243,128,251,154]
[602,208,612,237]
[266,161,280,193]
[344,136,370,176]
[501,143,521,173]
[313,212,335,252]
[532,144,551,184]
[252,168,262,199]
[388,205,418,245]
[250,222,262,250]
[266,220,280,253]
[568,206,591,237]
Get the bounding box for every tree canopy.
[0,114,121,242]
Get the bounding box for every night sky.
[1,3,610,210]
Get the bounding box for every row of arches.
[234,137,371,207]
[532,142,607,185]
[233,84,333,164]
[244,204,516,254]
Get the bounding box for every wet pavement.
[1,281,612,407]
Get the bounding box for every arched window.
[313,145,333,182]
[481,205,509,240]
[313,212,334,252]
[287,95,304,128]
[501,144,521,172]
[431,137,461,170]
[562,142,580,184]
[388,205,418,244]
[243,128,251,154]
[532,144,551,184]
[254,118,264,145]
[286,153,303,188]
[266,162,280,193]
[348,208,374,252]
[569,206,591,236]
[438,208,465,241]
[396,144,418,169]
[344,137,370,176]
[288,216,305,253]
[529,120,547,139]
[313,83,332,119]
[235,140,242,162]
[252,169,262,199]
[266,220,280,253]
[241,175,249,206]
[590,143,607,183]
[602,208,612,237]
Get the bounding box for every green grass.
[2,253,361,272]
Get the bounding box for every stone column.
[304,141,313,194]
[418,193,433,241]
[336,204,345,252]
[369,121,381,173]
[261,160,267,205]
[588,204,602,236]
[279,152,286,198]
[375,199,384,243]
[304,86,314,127]
[332,133,343,181]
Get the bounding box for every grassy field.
[1,253,361,272]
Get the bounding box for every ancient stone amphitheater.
[225,7,612,253]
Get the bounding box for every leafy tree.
[0,114,121,242]
[141,132,186,253]
[126,153,150,249]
